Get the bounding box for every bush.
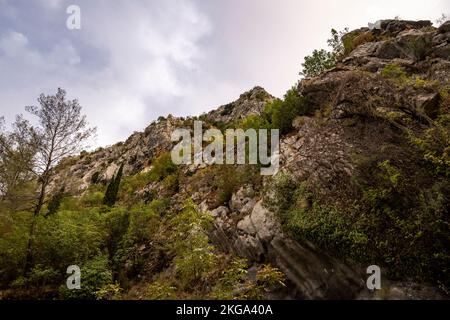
[381,63,407,79]
[300,49,336,78]
[147,281,177,300]
[59,255,113,300]
[168,200,217,288]
[264,88,311,134]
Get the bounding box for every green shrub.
[300,28,348,77]
[268,164,449,292]
[59,255,113,300]
[168,200,217,288]
[147,281,177,300]
[264,88,311,134]
[211,258,248,300]
[381,63,407,79]
[149,152,177,182]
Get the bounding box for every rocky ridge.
[53,19,449,299]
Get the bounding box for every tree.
[103,163,124,207]
[24,88,95,273]
[300,28,347,78]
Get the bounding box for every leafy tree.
[23,88,95,273]
[300,49,336,78]
[0,116,39,212]
[300,28,347,77]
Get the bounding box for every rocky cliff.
[50,19,449,300]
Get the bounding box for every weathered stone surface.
[395,29,434,60]
[379,19,432,36]
[438,20,450,33]
[206,86,275,124]
[230,185,255,213]
[215,199,365,299]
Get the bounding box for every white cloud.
[0,0,212,146]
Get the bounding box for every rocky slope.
[52,20,449,299]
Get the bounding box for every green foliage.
[169,200,217,288]
[409,127,450,177]
[256,264,286,288]
[33,209,106,272]
[95,283,122,300]
[381,63,408,80]
[147,281,177,300]
[118,152,179,203]
[212,165,261,206]
[300,49,336,78]
[148,152,178,182]
[0,211,34,284]
[59,255,114,300]
[342,30,374,56]
[211,258,248,299]
[111,203,161,277]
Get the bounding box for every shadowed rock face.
[207,197,364,299]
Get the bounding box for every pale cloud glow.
[0,0,449,147]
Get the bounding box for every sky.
[0,0,449,147]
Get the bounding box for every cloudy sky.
[0,0,448,147]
